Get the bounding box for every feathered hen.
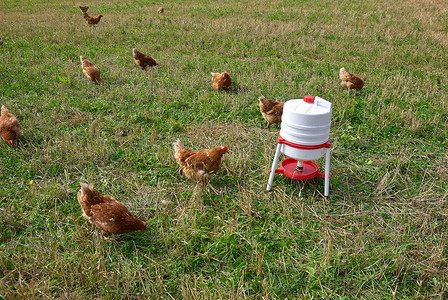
[0,105,23,147]
[259,96,284,128]
[132,49,158,69]
[339,67,366,91]
[80,56,103,84]
[211,72,232,90]
[77,183,146,235]
[173,139,228,193]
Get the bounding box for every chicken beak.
[7,140,13,147]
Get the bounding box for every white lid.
[282,96,332,128]
[284,96,331,116]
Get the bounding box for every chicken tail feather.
[79,182,93,196]
[173,139,185,153]
[78,183,101,205]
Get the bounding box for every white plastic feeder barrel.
[266,95,332,197]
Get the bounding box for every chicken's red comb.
[222,146,228,153]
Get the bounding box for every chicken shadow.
[111,225,166,257]
[224,82,248,94]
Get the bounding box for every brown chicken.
[85,14,103,26]
[174,139,228,192]
[259,96,284,128]
[79,6,89,18]
[339,67,366,91]
[211,72,232,90]
[0,105,23,147]
[132,49,158,69]
[157,7,164,14]
[77,183,146,235]
[80,56,103,84]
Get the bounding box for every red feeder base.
[274,158,325,180]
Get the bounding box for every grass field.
[1,0,448,298]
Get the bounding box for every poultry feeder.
[266,95,332,197]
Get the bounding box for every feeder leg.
[324,148,330,197]
[266,143,282,192]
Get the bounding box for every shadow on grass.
[229,82,249,94]
[213,82,248,95]
[110,223,167,257]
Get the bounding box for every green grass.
[1,0,448,298]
